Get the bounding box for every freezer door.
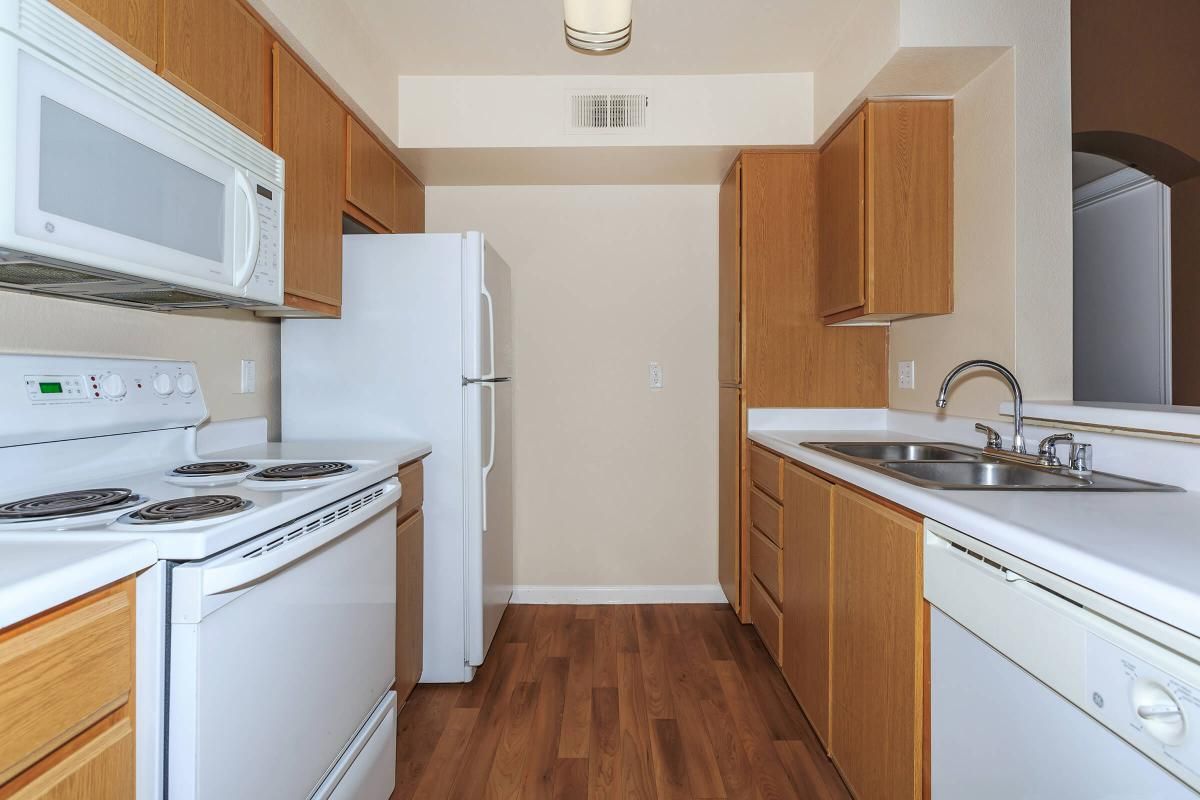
[465,378,514,666]
[463,232,514,381]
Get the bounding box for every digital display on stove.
[38,382,63,394]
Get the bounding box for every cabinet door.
[346,117,397,230]
[162,0,269,142]
[393,162,425,234]
[49,0,159,70]
[395,511,424,703]
[273,44,345,313]
[830,488,923,800]
[718,160,742,385]
[818,110,866,318]
[781,463,832,748]
[717,386,742,610]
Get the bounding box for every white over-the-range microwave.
[0,0,284,311]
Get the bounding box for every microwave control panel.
[248,180,282,298]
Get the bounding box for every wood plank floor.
[394,604,850,799]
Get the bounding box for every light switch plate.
[898,360,915,390]
[240,359,256,394]
[648,362,663,390]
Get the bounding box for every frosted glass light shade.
[564,0,632,53]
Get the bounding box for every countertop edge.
[0,539,158,630]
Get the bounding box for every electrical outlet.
[897,360,915,390]
[648,362,663,390]
[240,359,256,394]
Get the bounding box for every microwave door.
[11,49,246,290]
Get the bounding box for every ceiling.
[348,0,858,75]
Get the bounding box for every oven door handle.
[201,480,399,596]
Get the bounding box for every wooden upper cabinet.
[393,162,425,234]
[817,110,866,319]
[830,488,924,800]
[718,160,742,386]
[49,0,160,69]
[161,0,269,143]
[781,463,833,749]
[819,100,953,325]
[273,44,345,314]
[346,116,397,231]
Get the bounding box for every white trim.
[999,400,1200,441]
[1072,166,1156,209]
[511,584,727,605]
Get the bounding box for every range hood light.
[564,0,632,54]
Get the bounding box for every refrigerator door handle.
[481,382,497,527]
[481,281,496,380]
[464,377,511,385]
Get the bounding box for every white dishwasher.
[924,519,1200,798]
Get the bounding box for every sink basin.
[818,442,978,462]
[799,440,1181,491]
[880,460,1092,489]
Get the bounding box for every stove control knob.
[99,373,126,399]
[177,374,197,396]
[152,373,174,397]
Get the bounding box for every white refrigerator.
[282,232,514,683]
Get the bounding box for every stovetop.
[0,457,396,560]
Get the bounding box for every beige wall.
[427,185,719,588]
[889,51,1015,420]
[0,292,281,435]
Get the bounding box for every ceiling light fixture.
[564,0,632,54]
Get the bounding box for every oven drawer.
[168,479,399,800]
[313,691,397,800]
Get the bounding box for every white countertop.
[0,538,156,629]
[751,427,1200,640]
[206,438,432,468]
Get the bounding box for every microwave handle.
[233,170,261,289]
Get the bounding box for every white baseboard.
[510,584,727,605]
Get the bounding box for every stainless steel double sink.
[801,441,1182,491]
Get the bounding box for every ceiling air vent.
[567,91,650,133]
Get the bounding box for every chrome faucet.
[936,360,1026,454]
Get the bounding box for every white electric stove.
[0,354,401,800]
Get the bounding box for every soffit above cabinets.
[348,0,859,76]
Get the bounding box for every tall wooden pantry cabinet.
[717,151,888,618]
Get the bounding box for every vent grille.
[17,0,284,185]
[568,92,650,132]
[0,262,114,286]
[241,485,387,560]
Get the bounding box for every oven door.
[167,480,398,800]
[7,46,262,295]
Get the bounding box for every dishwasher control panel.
[1087,633,1200,782]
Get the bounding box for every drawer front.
[749,577,783,666]
[749,445,783,500]
[0,712,134,800]
[0,581,133,784]
[749,486,783,547]
[396,460,424,523]
[750,528,783,605]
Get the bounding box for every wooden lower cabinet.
[395,509,424,703]
[829,488,924,800]
[0,579,135,799]
[718,386,742,610]
[781,462,833,747]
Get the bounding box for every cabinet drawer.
[749,446,783,500]
[749,487,783,546]
[0,581,133,784]
[750,528,783,605]
[749,577,783,666]
[396,460,424,523]
[0,711,134,800]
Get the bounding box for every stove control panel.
[4,355,208,447]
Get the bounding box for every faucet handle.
[975,423,1003,449]
[1069,442,1093,475]
[1038,433,1074,466]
